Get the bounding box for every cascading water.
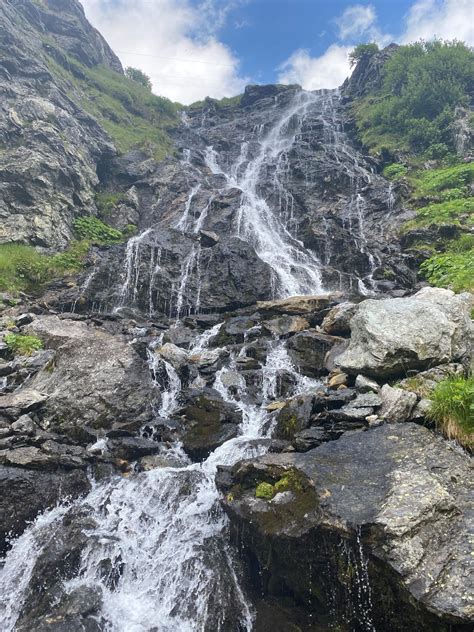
[0,317,321,631]
[203,91,325,297]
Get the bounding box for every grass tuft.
[4,333,43,356]
[427,375,473,448]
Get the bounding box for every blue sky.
[82,0,473,103]
[217,0,414,83]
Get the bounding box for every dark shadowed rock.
[179,388,242,460]
[0,466,90,552]
[287,330,344,377]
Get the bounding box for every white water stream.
[0,332,318,631]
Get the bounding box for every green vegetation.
[125,67,152,90]
[420,235,474,292]
[427,375,473,448]
[4,333,43,356]
[382,163,407,180]
[349,42,379,67]
[353,40,473,155]
[255,482,274,499]
[255,469,305,500]
[95,191,125,218]
[43,48,179,159]
[188,94,242,110]
[0,217,130,293]
[73,216,123,245]
[351,41,474,294]
[410,163,474,202]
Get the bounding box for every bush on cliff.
[353,40,473,155]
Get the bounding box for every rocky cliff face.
[0,2,472,632]
[0,0,119,248]
[82,84,415,317]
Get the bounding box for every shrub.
[0,244,50,292]
[420,235,474,292]
[427,376,473,448]
[44,52,179,159]
[353,40,474,153]
[349,43,379,67]
[125,67,152,90]
[73,216,123,245]
[383,163,407,180]
[4,333,43,356]
[95,191,124,218]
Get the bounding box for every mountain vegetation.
[351,40,474,293]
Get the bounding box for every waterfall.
[204,91,325,297]
[0,329,317,631]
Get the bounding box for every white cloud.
[278,0,472,93]
[401,0,474,45]
[277,45,352,91]
[336,4,376,40]
[81,0,248,104]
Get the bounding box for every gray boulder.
[337,288,473,378]
[379,383,418,422]
[321,301,357,336]
[27,317,157,438]
[218,423,473,630]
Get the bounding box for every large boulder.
[218,423,473,631]
[337,288,473,378]
[26,316,157,438]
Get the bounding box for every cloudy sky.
[81,0,474,104]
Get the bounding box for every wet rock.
[337,288,473,378]
[287,330,343,377]
[274,393,315,439]
[199,229,220,247]
[0,467,90,552]
[214,315,261,345]
[106,437,160,461]
[293,426,341,451]
[219,423,473,631]
[19,584,105,632]
[321,301,357,336]
[379,384,418,422]
[157,342,189,369]
[179,389,242,460]
[162,326,195,348]
[13,509,98,630]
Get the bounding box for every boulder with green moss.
[218,423,473,631]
